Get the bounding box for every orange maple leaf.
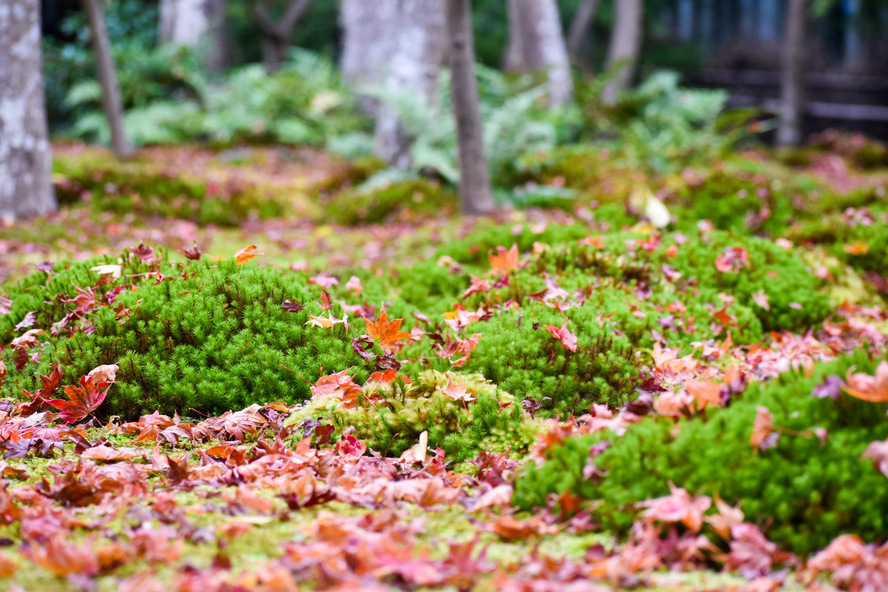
[234,245,262,265]
[488,244,519,272]
[365,307,411,353]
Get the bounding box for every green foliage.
[324,177,457,226]
[2,259,365,419]
[356,66,565,187]
[201,51,368,147]
[62,47,368,148]
[579,71,758,175]
[52,155,288,225]
[43,0,202,132]
[287,370,539,465]
[514,350,888,553]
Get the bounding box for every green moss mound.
[514,350,888,554]
[53,155,287,225]
[324,177,458,225]
[663,230,831,333]
[287,370,539,465]
[2,258,365,419]
[667,169,798,237]
[460,303,644,414]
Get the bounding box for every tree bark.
[446,0,496,215]
[777,0,808,147]
[0,0,56,220]
[251,0,313,72]
[340,0,401,115]
[504,0,573,107]
[601,0,643,105]
[373,0,447,167]
[159,0,228,73]
[83,0,135,158]
[566,0,599,59]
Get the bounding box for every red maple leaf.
[48,376,111,424]
[544,322,578,352]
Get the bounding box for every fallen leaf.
[750,406,778,450]
[234,245,262,265]
[544,321,578,352]
[862,439,888,477]
[48,376,112,424]
[365,307,411,353]
[488,244,519,272]
[0,295,12,316]
[842,362,888,402]
[11,328,44,350]
[81,445,145,462]
[843,241,870,255]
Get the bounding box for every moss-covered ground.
[0,141,887,590]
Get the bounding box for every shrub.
[2,259,365,419]
[514,349,888,554]
[287,370,539,466]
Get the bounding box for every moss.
[52,153,288,225]
[2,257,366,419]
[514,145,649,204]
[324,177,458,225]
[287,370,539,464]
[514,349,888,554]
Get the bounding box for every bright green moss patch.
[2,259,365,419]
[514,349,888,554]
[287,370,539,465]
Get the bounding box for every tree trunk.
[83,0,135,158]
[601,0,643,105]
[373,0,447,167]
[251,0,313,72]
[0,0,56,221]
[159,0,228,73]
[446,0,496,215]
[340,0,401,115]
[777,0,808,147]
[566,0,599,59]
[504,0,573,107]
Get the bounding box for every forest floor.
[0,142,887,591]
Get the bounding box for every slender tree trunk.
[83,0,135,158]
[159,0,228,73]
[0,0,56,220]
[373,0,447,167]
[567,0,599,59]
[777,0,808,147]
[446,0,495,215]
[601,0,643,105]
[251,0,313,72]
[504,0,573,107]
[340,0,401,115]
